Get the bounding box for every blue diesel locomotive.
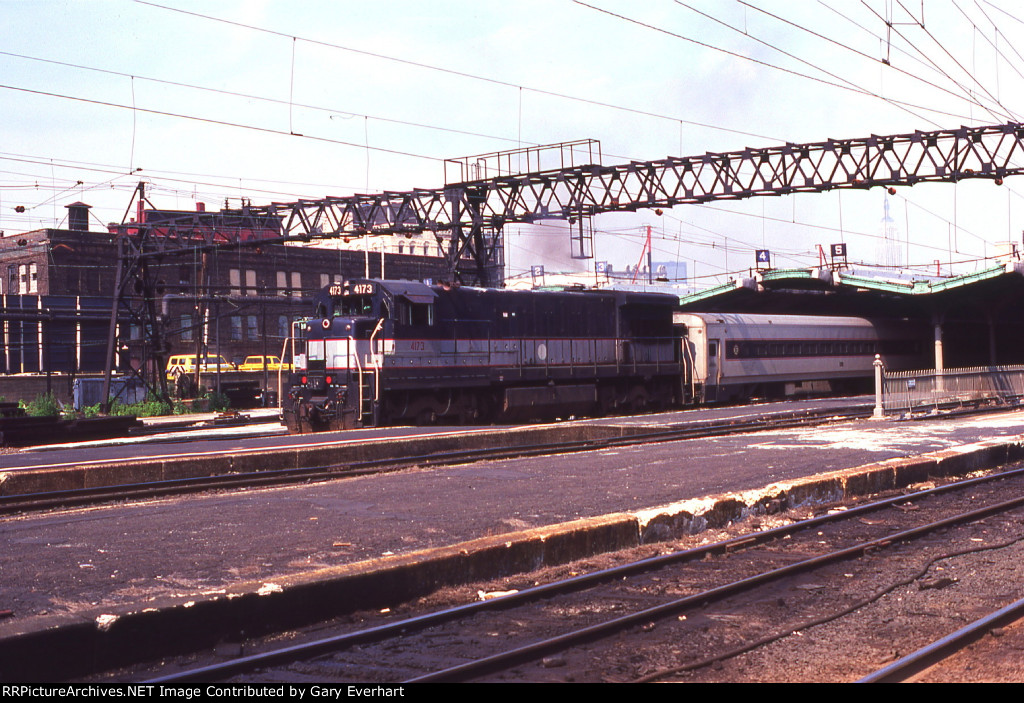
[284,280,683,432]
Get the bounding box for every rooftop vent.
[65,202,92,232]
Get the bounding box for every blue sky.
[3,1,1024,284]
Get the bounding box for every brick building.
[0,201,450,377]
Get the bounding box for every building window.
[320,273,329,289]
[230,316,242,341]
[246,315,259,340]
[246,269,257,296]
[291,271,302,294]
[7,265,15,294]
[181,314,193,342]
[18,264,27,294]
[277,270,288,296]
[229,268,241,295]
[277,315,290,339]
[28,263,37,294]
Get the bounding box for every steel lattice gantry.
[258,122,1024,287]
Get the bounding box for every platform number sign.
[831,243,847,259]
[755,250,771,268]
[596,261,608,274]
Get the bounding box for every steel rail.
[857,596,1024,683]
[408,488,1024,682]
[147,466,1024,683]
[0,405,868,514]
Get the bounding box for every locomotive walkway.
[3,398,1024,680]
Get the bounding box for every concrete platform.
[0,397,872,494]
[2,402,1024,680]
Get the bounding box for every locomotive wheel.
[283,403,303,434]
[415,409,437,426]
[474,394,498,424]
[628,388,649,413]
[296,402,314,433]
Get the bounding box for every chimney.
[65,202,91,232]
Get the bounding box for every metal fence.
[881,365,1024,415]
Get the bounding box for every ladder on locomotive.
[359,372,375,426]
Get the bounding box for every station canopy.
[676,262,1024,367]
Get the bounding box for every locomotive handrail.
[277,334,291,409]
[370,318,385,419]
[353,335,365,423]
[682,336,696,403]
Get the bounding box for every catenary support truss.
[258,122,1024,287]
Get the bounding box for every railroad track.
[112,465,1024,684]
[1,404,870,514]
[858,597,1024,683]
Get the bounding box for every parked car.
[237,355,292,372]
[165,354,236,380]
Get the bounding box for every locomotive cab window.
[396,300,434,327]
[334,296,374,317]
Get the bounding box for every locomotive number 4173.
[330,283,374,296]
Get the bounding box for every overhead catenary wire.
[0,150,366,200]
[859,0,1014,124]
[0,50,540,152]
[2,3,1021,285]
[898,0,1021,121]
[133,0,780,144]
[982,0,1024,28]
[956,1,1024,91]
[0,82,444,164]
[736,0,1007,123]
[576,0,983,125]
